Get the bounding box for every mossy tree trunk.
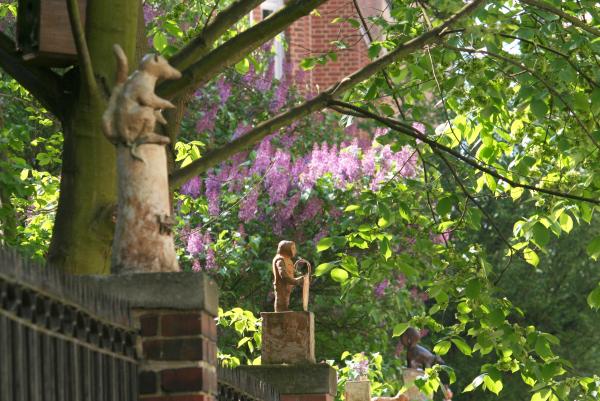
[47,0,139,274]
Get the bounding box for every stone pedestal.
[402,369,427,401]
[239,364,337,401]
[261,311,315,364]
[345,380,370,401]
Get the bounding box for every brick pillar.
[238,364,337,401]
[83,273,219,401]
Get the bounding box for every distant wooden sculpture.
[272,240,311,312]
[400,327,445,369]
[102,44,181,273]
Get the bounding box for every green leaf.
[558,213,573,233]
[586,236,600,261]
[531,389,551,401]
[535,336,553,359]
[523,248,540,267]
[532,223,550,247]
[344,204,360,212]
[463,374,486,392]
[587,285,600,309]
[451,338,472,355]
[153,31,168,52]
[235,58,250,74]
[436,197,453,216]
[315,262,335,276]
[433,340,451,356]
[392,323,409,337]
[317,237,333,252]
[483,374,503,395]
[530,99,548,119]
[330,268,349,283]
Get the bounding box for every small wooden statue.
[272,240,311,312]
[400,327,445,369]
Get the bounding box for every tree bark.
[47,0,139,274]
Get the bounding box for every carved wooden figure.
[272,240,311,311]
[400,327,445,369]
[102,44,181,273]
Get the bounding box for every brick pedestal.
[239,364,337,401]
[83,273,219,401]
[261,311,315,364]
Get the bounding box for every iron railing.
[0,248,138,401]
[218,364,280,401]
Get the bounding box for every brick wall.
[254,0,388,89]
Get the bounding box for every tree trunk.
[48,0,139,274]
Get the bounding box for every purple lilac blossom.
[313,228,329,244]
[205,233,217,270]
[265,150,291,204]
[180,176,201,198]
[278,192,301,221]
[412,122,426,134]
[242,63,256,85]
[205,172,221,216]
[395,273,407,288]
[361,146,376,176]
[143,3,159,24]
[432,230,452,244]
[337,142,361,184]
[250,138,273,175]
[239,188,259,222]
[217,77,232,104]
[187,231,203,255]
[299,197,323,222]
[269,80,289,113]
[192,259,202,272]
[374,279,390,298]
[255,60,274,91]
[195,106,218,133]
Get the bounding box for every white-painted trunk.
[111,144,179,273]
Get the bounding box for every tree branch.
[170,0,264,71]
[66,0,98,96]
[0,32,65,119]
[351,0,406,119]
[159,0,329,98]
[330,100,600,205]
[168,0,486,187]
[519,0,600,37]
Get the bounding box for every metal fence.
[0,248,138,401]
[217,364,280,401]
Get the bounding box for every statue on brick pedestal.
[272,240,311,312]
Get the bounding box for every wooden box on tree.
[16,0,87,66]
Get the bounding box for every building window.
[259,0,284,79]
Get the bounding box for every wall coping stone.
[79,272,219,315]
[238,364,337,396]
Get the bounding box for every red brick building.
[252,0,389,90]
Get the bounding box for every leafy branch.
[329,100,600,205]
